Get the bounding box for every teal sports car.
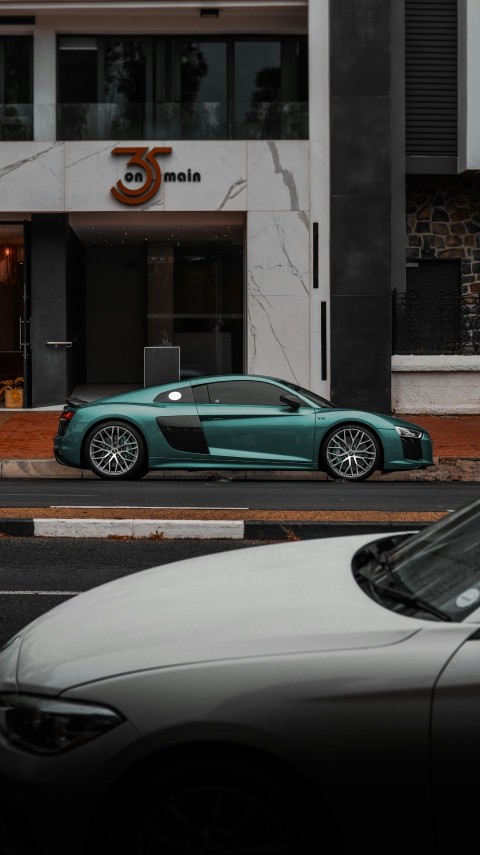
[53,374,433,482]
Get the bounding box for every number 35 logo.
[111,146,172,206]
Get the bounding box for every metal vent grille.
[405,0,457,156]
[400,437,423,461]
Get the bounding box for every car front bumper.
[381,429,434,471]
[0,721,146,855]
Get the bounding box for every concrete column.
[329,0,392,413]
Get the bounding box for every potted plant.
[0,377,24,409]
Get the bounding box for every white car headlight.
[395,425,422,439]
[0,693,123,755]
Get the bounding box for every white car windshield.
[354,498,480,621]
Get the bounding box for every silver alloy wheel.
[88,424,140,476]
[135,785,290,854]
[325,426,378,480]
[102,755,322,855]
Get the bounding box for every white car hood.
[7,534,426,694]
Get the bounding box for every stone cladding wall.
[406,177,480,294]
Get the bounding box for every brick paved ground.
[0,412,60,459]
[402,415,480,458]
[0,410,478,460]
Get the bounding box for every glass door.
[0,223,29,407]
[146,240,244,379]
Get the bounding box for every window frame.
[56,33,308,141]
[194,378,312,407]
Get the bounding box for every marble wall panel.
[65,141,149,212]
[162,142,247,211]
[248,210,310,296]
[247,141,309,211]
[65,141,247,212]
[0,142,64,211]
[247,210,310,386]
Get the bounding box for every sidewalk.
[0,409,479,481]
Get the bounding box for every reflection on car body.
[54,373,433,481]
[1,499,480,854]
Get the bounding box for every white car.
[1,500,480,855]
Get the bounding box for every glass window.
[58,36,147,140]
[192,384,209,404]
[234,41,281,139]
[178,40,227,139]
[57,35,307,141]
[355,498,480,622]
[154,386,194,403]
[282,381,332,408]
[0,37,32,140]
[147,241,243,378]
[203,380,289,406]
[104,39,146,138]
[58,38,98,140]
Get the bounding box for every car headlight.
[395,425,422,439]
[0,693,123,755]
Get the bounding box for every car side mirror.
[280,393,301,410]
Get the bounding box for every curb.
[0,457,480,481]
[0,518,427,539]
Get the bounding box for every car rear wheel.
[102,755,326,855]
[321,424,380,481]
[85,421,148,480]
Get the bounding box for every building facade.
[391,0,480,414]
[0,0,476,414]
[0,0,330,409]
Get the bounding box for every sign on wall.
[111,146,201,206]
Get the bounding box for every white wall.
[392,356,480,414]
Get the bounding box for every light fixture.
[0,244,16,285]
[200,8,219,17]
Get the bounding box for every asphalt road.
[1,479,479,511]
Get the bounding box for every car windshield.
[280,381,333,408]
[354,498,480,621]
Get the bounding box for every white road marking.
[50,505,250,510]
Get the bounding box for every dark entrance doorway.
[85,245,146,385]
[147,240,243,378]
[74,215,244,397]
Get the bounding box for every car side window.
[202,380,292,406]
[154,386,195,403]
[192,384,210,404]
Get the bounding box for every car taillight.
[58,409,75,435]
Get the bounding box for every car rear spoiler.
[65,396,88,408]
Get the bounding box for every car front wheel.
[321,424,380,481]
[84,421,148,480]
[101,755,326,855]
